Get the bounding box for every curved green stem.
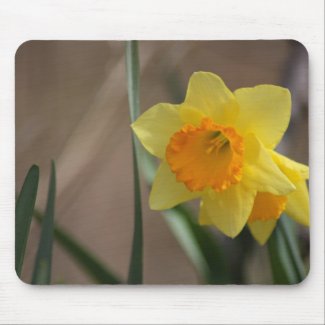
[126,40,143,284]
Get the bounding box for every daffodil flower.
[132,72,309,240]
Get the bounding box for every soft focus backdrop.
[16,40,308,284]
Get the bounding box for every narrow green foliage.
[126,40,143,284]
[32,161,56,284]
[15,165,40,277]
[33,211,122,284]
[268,214,306,284]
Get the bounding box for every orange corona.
[166,117,244,192]
[248,192,287,222]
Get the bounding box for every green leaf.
[268,214,306,284]
[15,165,40,277]
[126,40,143,284]
[32,161,56,284]
[33,211,122,284]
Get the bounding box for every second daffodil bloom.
[247,151,309,244]
[131,72,309,242]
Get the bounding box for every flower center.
[166,117,244,192]
[248,193,287,223]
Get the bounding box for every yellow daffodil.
[132,71,308,240]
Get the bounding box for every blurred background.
[16,40,309,284]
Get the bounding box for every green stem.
[268,214,306,284]
[278,216,306,282]
[126,40,143,284]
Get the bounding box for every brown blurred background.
[16,40,308,284]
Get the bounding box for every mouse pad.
[15,40,309,284]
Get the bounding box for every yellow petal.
[243,134,295,195]
[285,180,310,226]
[184,72,239,125]
[131,103,183,158]
[179,104,205,126]
[248,220,277,245]
[271,151,309,182]
[234,85,291,149]
[149,161,200,210]
[199,184,256,238]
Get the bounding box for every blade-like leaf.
[126,40,143,284]
[33,211,122,284]
[15,165,40,277]
[268,214,306,284]
[32,161,56,284]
